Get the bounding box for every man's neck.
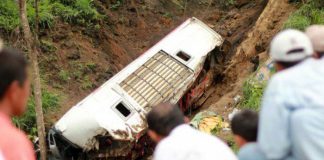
[0,100,12,117]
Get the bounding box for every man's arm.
[258,77,292,159]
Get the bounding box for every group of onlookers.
[0,25,323,160]
[146,25,324,160]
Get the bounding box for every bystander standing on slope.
[0,41,35,160]
[258,29,314,160]
[288,25,324,160]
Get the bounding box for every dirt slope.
[202,0,296,119]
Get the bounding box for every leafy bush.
[240,79,266,111]
[51,0,103,25]
[284,2,324,30]
[12,90,60,136]
[0,0,20,32]
[0,0,103,32]
[27,0,55,29]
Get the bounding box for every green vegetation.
[0,0,20,32]
[240,79,266,111]
[284,1,324,30]
[0,0,103,32]
[110,0,123,10]
[81,75,94,90]
[12,90,60,137]
[58,70,70,82]
[218,0,236,8]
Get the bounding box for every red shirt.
[0,112,35,160]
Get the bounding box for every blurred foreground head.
[231,110,258,148]
[0,42,30,117]
[269,29,313,71]
[305,25,324,58]
[146,102,185,143]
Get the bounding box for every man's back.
[259,58,324,159]
[153,124,237,160]
[0,112,35,160]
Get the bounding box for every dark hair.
[0,48,28,100]
[276,61,301,69]
[146,103,185,136]
[231,110,258,142]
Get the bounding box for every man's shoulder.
[238,143,266,160]
[0,124,35,160]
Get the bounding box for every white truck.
[48,17,226,159]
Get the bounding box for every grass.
[58,70,70,82]
[284,2,324,30]
[12,90,60,137]
[240,78,266,111]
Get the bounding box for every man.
[231,110,265,160]
[258,29,314,160]
[288,25,324,160]
[146,102,237,160]
[0,44,35,160]
[306,25,324,58]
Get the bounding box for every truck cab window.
[176,51,191,61]
[116,103,131,117]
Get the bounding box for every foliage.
[240,79,266,111]
[81,76,94,90]
[0,0,20,32]
[40,40,57,53]
[110,0,123,10]
[27,0,55,29]
[12,90,60,136]
[0,0,103,32]
[58,70,70,82]
[284,2,324,30]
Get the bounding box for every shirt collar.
[169,124,191,136]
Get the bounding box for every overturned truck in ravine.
[48,17,228,159]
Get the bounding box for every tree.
[18,0,47,159]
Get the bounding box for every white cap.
[270,29,313,62]
[306,25,324,52]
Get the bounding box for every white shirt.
[153,124,237,160]
[258,57,324,159]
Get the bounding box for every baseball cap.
[306,25,324,52]
[269,29,313,62]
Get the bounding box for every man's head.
[305,25,324,58]
[231,110,258,148]
[0,46,30,116]
[269,29,313,72]
[146,102,185,143]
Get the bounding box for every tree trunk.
[18,0,47,160]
